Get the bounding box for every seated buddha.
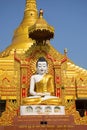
[23,57,59,105]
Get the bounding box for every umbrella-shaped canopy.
[29,9,54,42]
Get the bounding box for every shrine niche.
[0,0,87,129]
[20,9,65,107]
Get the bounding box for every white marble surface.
[20,105,65,115]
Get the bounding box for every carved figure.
[23,57,59,105]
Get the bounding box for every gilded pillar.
[53,63,62,98]
[20,63,28,105]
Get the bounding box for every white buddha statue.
[23,57,59,105]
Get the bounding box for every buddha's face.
[37,61,48,75]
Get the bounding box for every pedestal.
[0,115,87,130]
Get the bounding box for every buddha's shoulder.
[30,74,42,79]
[31,74,38,78]
[45,73,53,78]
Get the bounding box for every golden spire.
[1,0,38,55]
[11,0,38,46]
[21,0,38,26]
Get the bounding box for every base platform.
[0,115,87,130]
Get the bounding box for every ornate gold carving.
[65,100,87,125]
[0,100,18,125]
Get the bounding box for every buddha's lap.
[23,96,60,105]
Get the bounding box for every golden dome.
[12,0,38,46]
[0,0,38,57]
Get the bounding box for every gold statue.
[23,57,59,105]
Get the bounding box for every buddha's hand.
[43,92,50,96]
[36,93,45,97]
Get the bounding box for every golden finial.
[39,9,43,18]
[64,48,68,56]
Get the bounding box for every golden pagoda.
[0,0,87,129]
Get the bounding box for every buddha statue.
[23,57,59,105]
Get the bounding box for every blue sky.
[0,0,87,69]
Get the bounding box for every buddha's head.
[36,57,48,75]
